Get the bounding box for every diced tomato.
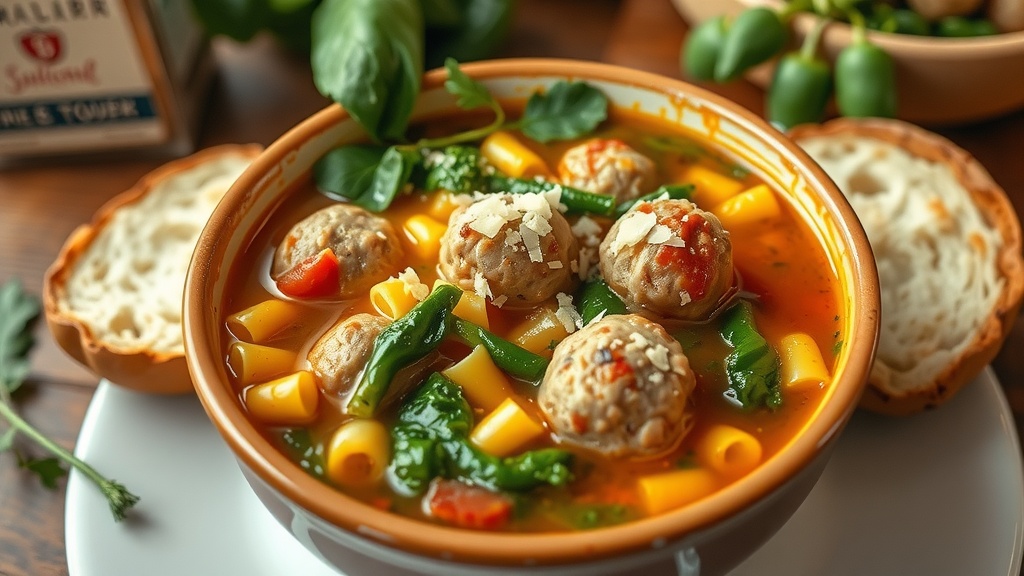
[275,248,340,298]
[426,479,513,531]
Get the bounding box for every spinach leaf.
[515,81,609,143]
[311,0,424,142]
[313,144,388,202]
[360,146,423,212]
[719,301,782,410]
[425,0,515,68]
[389,373,574,495]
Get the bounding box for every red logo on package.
[19,30,64,64]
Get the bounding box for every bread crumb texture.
[800,135,1003,395]
[60,154,252,354]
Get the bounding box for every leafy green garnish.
[313,145,388,202]
[719,300,782,411]
[423,145,488,193]
[513,81,609,143]
[389,373,573,495]
[0,279,139,521]
[311,0,424,143]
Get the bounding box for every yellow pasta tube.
[677,164,745,208]
[779,332,830,391]
[638,468,720,515]
[244,371,319,425]
[326,418,390,487]
[433,280,489,329]
[470,398,546,457]
[226,299,302,343]
[370,278,421,320]
[427,191,465,222]
[714,184,781,230]
[507,307,569,356]
[402,214,448,261]
[442,345,514,412]
[227,341,298,386]
[695,424,763,479]
[480,131,552,179]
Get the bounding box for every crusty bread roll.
[790,119,1023,415]
[44,144,262,394]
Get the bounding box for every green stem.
[801,16,830,60]
[847,8,867,43]
[779,0,812,20]
[414,102,506,149]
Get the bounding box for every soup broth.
[220,107,841,533]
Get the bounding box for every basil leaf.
[425,0,515,68]
[359,146,423,212]
[311,0,424,142]
[518,81,608,143]
[443,58,496,111]
[0,280,39,394]
[314,145,388,202]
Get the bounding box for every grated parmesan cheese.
[473,270,493,300]
[396,267,429,301]
[606,210,657,256]
[645,344,671,372]
[555,292,584,333]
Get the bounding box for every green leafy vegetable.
[311,0,424,142]
[0,280,139,521]
[719,300,782,410]
[423,145,488,193]
[513,81,609,143]
[280,428,327,480]
[389,373,573,495]
[313,145,388,202]
[346,283,462,417]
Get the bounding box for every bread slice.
[44,144,262,394]
[790,118,1023,415]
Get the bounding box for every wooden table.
[1,1,1021,574]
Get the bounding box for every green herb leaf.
[313,145,389,202]
[0,280,39,394]
[719,301,782,410]
[311,0,424,142]
[358,146,423,212]
[443,58,497,111]
[517,81,608,143]
[423,145,488,193]
[18,454,68,489]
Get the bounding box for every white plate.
[66,368,1024,576]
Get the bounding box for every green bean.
[486,175,616,216]
[682,15,728,81]
[613,184,694,218]
[346,283,462,417]
[575,279,627,325]
[714,7,787,82]
[451,317,549,382]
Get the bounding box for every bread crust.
[43,144,264,394]
[790,118,1024,416]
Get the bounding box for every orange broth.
[220,109,842,532]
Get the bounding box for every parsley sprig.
[0,279,139,522]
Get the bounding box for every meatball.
[273,204,404,298]
[558,139,657,203]
[438,192,579,308]
[600,199,733,321]
[538,314,696,458]
[307,313,388,397]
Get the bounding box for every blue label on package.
[0,95,158,131]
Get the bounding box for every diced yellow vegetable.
[470,398,546,457]
[433,279,489,329]
[442,345,513,412]
[507,307,568,357]
[226,299,302,343]
[244,371,319,425]
[427,191,465,222]
[694,424,763,479]
[638,468,720,515]
[714,184,781,230]
[480,131,552,179]
[227,341,297,386]
[779,332,830,391]
[402,214,448,262]
[326,418,390,487]
[677,164,745,208]
[370,277,420,320]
